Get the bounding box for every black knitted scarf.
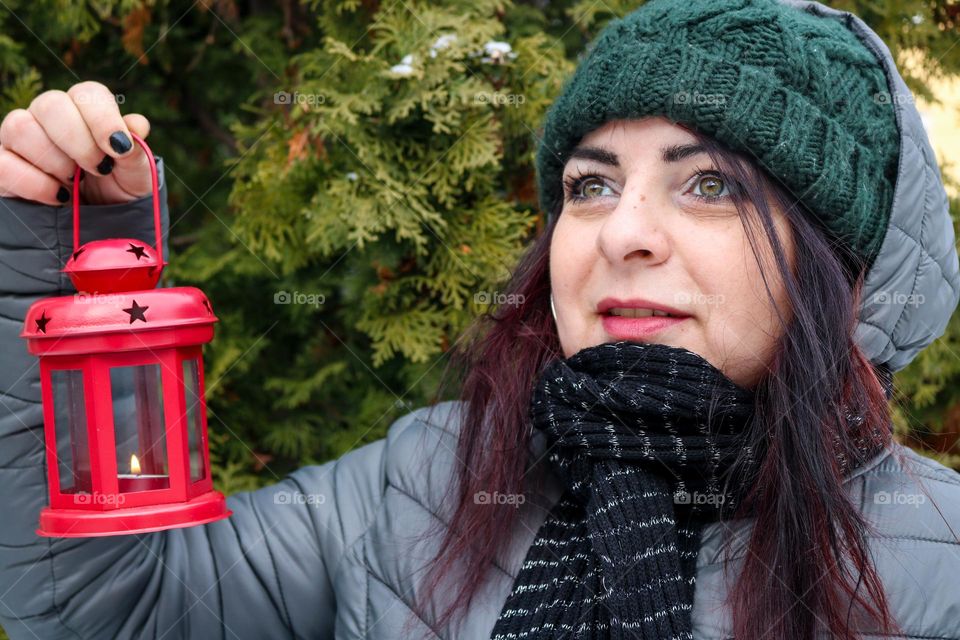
[490,340,760,640]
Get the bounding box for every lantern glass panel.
[111,364,170,492]
[51,369,92,494]
[183,358,206,482]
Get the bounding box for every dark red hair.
[406,123,902,639]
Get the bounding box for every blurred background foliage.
[0,0,959,512]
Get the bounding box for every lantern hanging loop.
[71,132,164,272]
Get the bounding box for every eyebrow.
[567,142,707,167]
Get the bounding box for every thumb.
[110,113,154,198]
[123,113,151,141]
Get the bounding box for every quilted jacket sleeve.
[0,161,395,639]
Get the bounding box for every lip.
[595,297,690,317]
[601,314,690,341]
[596,296,692,341]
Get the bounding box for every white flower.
[346,172,358,182]
[911,13,923,25]
[429,34,458,58]
[484,41,512,55]
[479,40,517,64]
[390,53,415,76]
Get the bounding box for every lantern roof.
[63,238,166,293]
[21,234,217,343]
[20,286,217,340]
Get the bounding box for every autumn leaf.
[121,6,152,62]
[287,129,310,167]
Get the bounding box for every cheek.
[684,221,756,307]
[550,219,594,291]
[550,219,599,356]
[694,219,792,366]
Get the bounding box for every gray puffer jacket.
[3,1,960,638]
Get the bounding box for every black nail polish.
[109,131,132,154]
[97,155,114,175]
[56,186,70,203]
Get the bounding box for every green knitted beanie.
[537,0,900,270]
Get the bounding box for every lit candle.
[117,453,168,492]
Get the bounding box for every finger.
[0,109,77,186]
[0,146,71,206]
[78,113,154,203]
[28,90,111,177]
[108,113,153,198]
[123,112,150,141]
[67,81,134,169]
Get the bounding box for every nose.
[596,182,670,266]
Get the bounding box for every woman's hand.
[0,81,153,207]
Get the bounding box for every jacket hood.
[779,0,960,373]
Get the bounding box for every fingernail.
[97,155,114,175]
[56,186,70,203]
[109,131,132,154]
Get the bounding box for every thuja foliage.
[173,0,574,486]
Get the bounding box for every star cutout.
[122,300,149,323]
[72,248,85,261]
[35,311,51,333]
[126,243,148,261]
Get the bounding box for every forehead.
[566,118,711,172]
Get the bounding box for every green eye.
[692,173,730,200]
[580,177,610,198]
[562,173,614,204]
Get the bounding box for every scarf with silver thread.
[490,340,760,640]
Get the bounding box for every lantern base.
[36,491,232,538]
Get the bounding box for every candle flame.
[130,454,141,475]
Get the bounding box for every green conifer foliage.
[0,2,958,519]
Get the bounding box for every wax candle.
[118,453,168,492]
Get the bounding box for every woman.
[1,0,959,639]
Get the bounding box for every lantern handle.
[71,132,163,269]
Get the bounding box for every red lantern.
[20,133,232,537]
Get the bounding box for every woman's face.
[550,116,795,389]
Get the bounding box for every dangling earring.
[550,293,557,322]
